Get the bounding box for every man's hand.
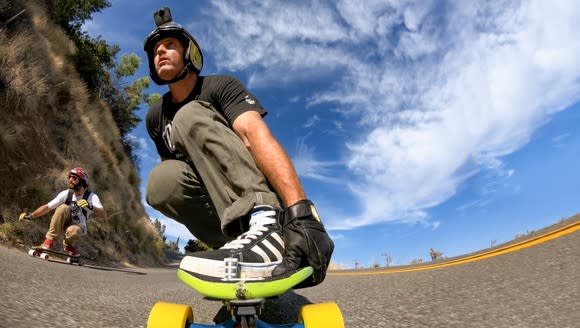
[272,199,334,288]
[76,199,93,210]
[18,212,33,222]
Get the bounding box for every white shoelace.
[220,209,277,250]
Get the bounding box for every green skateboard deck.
[177,266,313,300]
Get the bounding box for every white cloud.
[551,133,571,148]
[329,233,344,241]
[125,133,149,151]
[200,1,580,229]
[292,137,345,185]
[302,115,320,129]
[456,199,491,212]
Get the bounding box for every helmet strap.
[156,62,195,85]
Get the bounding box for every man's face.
[68,174,79,189]
[153,37,185,81]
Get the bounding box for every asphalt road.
[0,228,578,327]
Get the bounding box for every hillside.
[0,1,165,266]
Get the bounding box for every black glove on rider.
[272,199,334,288]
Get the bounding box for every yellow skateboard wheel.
[147,301,193,328]
[298,302,344,328]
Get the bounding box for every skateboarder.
[19,167,106,256]
[143,7,333,286]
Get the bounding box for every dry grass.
[0,0,165,266]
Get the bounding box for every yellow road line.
[329,219,580,276]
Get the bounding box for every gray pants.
[146,101,281,248]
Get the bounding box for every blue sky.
[84,0,580,268]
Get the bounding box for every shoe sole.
[180,256,282,281]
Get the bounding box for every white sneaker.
[180,205,284,281]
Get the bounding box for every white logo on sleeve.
[244,95,256,105]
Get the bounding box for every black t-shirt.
[146,75,267,161]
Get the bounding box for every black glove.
[76,199,93,210]
[18,212,33,222]
[272,199,334,288]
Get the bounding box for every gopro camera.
[154,7,173,27]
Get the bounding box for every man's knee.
[52,204,71,225]
[146,160,199,209]
[54,204,70,216]
[148,160,180,208]
[65,225,82,242]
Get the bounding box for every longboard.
[177,266,314,300]
[28,246,94,265]
[147,265,344,328]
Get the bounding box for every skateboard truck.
[227,299,264,328]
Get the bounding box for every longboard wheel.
[298,302,344,328]
[147,302,193,328]
[66,257,83,265]
[40,253,49,260]
[28,249,37,257]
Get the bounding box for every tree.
[45,1,154,164]
[184,239,210,253]
[152,218,166,243]
[46,0,116,92]
[353,259,360,270]
[101,53,157,163]
[381,252,392,267]
[165,236,180,252]
[429,248,444,261]
[108,54,149,134]
[46,0,112,34]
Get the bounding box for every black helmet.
[143,7,203,85]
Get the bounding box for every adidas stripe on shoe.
[179,205,284,281]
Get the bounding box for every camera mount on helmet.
[144,7,203,85]
[154,7,173,27]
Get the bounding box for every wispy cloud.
[191,1,580,229]
[456,199,491,212]
[292,137,345,185]
[329,233,345,241]
[303,115,320,129]
[552,133,570,143]
[551,132,571,148]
